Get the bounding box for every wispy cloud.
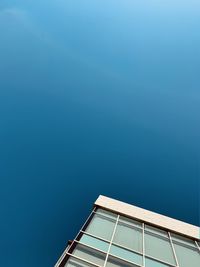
[0,7,28,21]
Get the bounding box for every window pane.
[113,222,142,253]
[119,216,142,228]
[79,234,109,252]
[145,232,176,265]
[64,257,95,267]
[85,214,115,241]
[110,245,143,265]
[96,209,117,219]
[106,256,139,267]
[174,243,200,267]
[171,233,196,248]
[72,244,106,266]
[145,258,172,267]
[145,225,168,238]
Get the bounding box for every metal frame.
[168,232,179,267]
[195,241,200,252]
[142,223,145,267]
[56,207,200,267]
[103,215,119,267]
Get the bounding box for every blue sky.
[0,1,200,266]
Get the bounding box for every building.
[55,195,200,267]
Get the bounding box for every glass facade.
[57,208,200,267]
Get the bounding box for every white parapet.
[95,195,200,240]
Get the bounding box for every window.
[113,222,142,253]
[145,258,172,267]
[174,243,200,267]
[79,234,109,253]
[72,244,106,266]
[119,216,142,228]
[171,233,196,248]
[64,257,95,267]
[145,232,176,265]
[106,256,139,267]
[109,245,143,265]
[85,214,115,241]
[96,209,117,220]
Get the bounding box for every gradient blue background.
[0,1,199,266]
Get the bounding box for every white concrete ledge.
[95,195,200,240]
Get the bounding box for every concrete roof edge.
[94,195,200,240]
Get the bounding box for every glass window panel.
[174,243,200,267]
[119,216,142,228]
[96,209,117,219]
[106,256,139,267]
[171,233,196,248]
[145,225,168,238]
[110,245,143,265]
[113,222,142,253]
[85,214,115,241]
[145,258,172,267]
[79,234,109,252]
[145,232,176,265]
[64,257,95,267]
[72,244,106,266]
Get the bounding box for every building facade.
[55,195,200,267]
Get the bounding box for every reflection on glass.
[96,209,117,219]
[145,258,171,267]
[64,257,95,267]
[85,214,115,241]
[106,256,139,267]
[145,232,176,265]
[119,216,142,228]
[113,222,142,252]
[110,245,143,265]
[174,243,200,267]
[145,225,168,238]
[79,234,109,252]
[72,244,106,266]
[171,233,196,248]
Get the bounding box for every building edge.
[94,195,200,241]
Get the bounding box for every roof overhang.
[95,195,200,240]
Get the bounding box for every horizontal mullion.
[111,241,143,256]
[92,211,117,222]
[145,254,176,267]
[108,254,142,267]
[66,253,102,267]
[80,230,111,243]
[73,240,108,255]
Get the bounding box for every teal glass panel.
[174,243,200,267]
[145,225,168,238]
[72,244,106,266]
[80,234,109,252]
[113,222,142,252]
[96,209,117,219]
[119,216,142,228]
[171,233,196,248]
[85,214,115,241]
[64,257,94,267]
[110,245,143,265]
[106,256,139,267]
[145,258,171,267]
[145,232,176,265]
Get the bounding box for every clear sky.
[0,1,200,266]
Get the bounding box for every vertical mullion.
[195,241,200,252]
[142,223,145,267]
[103,215,120,267]
[168,232,179,267]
